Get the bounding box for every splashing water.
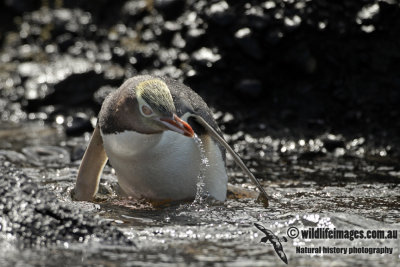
[193,134,211,204]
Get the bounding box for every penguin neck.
[101,130,163,158]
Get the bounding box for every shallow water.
[0,121,399,266]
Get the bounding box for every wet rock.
[3,0,40,13]
[170,32,185,49]
[21,146,70,167]
[264,28,284,45]
[235,79,263,98]
[245,5,269,29]
[71,144,86,162]
[122,0,149,21]
[154,0,186,20]
[65,113,93,136]
[18,56,95,109]
[284,15,302,30]
[221,112,234,123]
[283,44,317,74]
[234,28,264,60]
[207,1,234,26]
[185,28,206,52]
[159,21,182,45]
[191,47,221,67]
[0,157,133,247]
[321,134,345,152]
[40,70,105,110]
[0,0,399,147]
[20,58,123,124]
[0,150,27,163]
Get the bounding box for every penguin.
[74,75,269,204]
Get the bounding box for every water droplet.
[193,134,211,204]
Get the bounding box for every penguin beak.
[159,114,195,137]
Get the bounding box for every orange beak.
[159,114,195,137]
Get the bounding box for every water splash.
[192,134,211,204]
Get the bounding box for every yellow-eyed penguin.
[74,75,268,204]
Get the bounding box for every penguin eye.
[141,105,153,116]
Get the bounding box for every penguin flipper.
[190,115,269,206]
[74,125,108,201]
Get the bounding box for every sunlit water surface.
[0,122,399,266]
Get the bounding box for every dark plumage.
[159,77,226,159]
[160,77,221,136]
[254,223,288,264]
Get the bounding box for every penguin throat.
[101,130,163,157]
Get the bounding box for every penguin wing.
[74,125,108,201]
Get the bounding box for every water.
[0,122,399,266]
[192,134,211,204]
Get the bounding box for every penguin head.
[135,78,194,137]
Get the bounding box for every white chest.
[101,130,200,200]
[101,130,228,201]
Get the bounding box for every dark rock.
[236,79,263,98]
[185,28,206,51]
[0,150,27,163]
[122,0,149,21]
[207,1,234,26]
[321,134,346,152]
[298,150,326,160]
[283,45,317,74]
[154,0,186,20]
[65,113,93,136]
[71,145,86,162]
[21,146,70,167]
[160,21,182,45]
[3,0,40,13]
[44,70,105,106]
[234,28,264,60]
[0,156,133,247]
[18,56,99,112]
[0,0,400,143]
[245,5,269,29]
